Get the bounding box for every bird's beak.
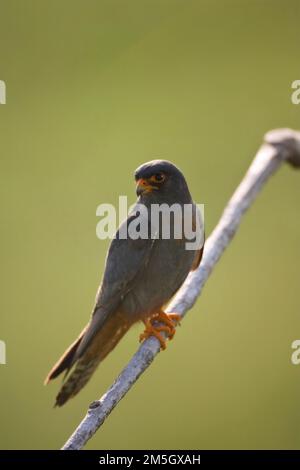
[136,178,155,196]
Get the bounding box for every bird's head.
[134,160,191,202]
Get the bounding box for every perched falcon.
[45,160,204,406]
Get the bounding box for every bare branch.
[62,128,300,450]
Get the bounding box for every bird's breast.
[121,237,195,320]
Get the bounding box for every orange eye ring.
[150,172,166,183]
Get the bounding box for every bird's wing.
[191,244,204,271]
[73,210,155,360]
[190,203,205,271]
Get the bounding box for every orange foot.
[139,311,181,350]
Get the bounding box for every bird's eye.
[151,172,165,183]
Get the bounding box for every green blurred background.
[0,0,300,450]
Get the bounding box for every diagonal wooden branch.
[62,128,300,450]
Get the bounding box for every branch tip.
[264,128,300,168]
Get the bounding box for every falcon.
[45,160,204,406]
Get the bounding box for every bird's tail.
[45,311,131,407]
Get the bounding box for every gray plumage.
[45,160,204,406]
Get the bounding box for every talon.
[168,313,181,325]
[156,311,181,338]
[139,318,167,349]
[139,311,181,349]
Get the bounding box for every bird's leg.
[139,318,170,350]
[139,310,181,349]
[156,310,181,339]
